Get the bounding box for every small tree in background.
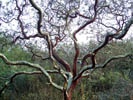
[0,0,133,100]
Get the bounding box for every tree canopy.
[0,0,133,100]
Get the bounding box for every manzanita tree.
[0,0,133,100]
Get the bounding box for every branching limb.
[13,0,42,43]
[114,16,133,39]
[72,0,98,39]
[0,71,41,95]
[72,0,98,77]
[15,0,27,38]
[29,0,71,74]
[0,53,63,91]
[0,71,42,95]
[96,53,133,69]
[25,44,50,61]
[53,51,71,72]
[80,15,133,75]
[0,69,67,95]
[81,53,133,78]
[75,15,133,81]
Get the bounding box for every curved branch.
[81,15,133,71]
[29,0,43,34]
[75,15,133,81]
[0,53,63,91]
[74,53,132,81]
[53,51,71,72]
[0,53,40,69]
[0,71,42,94]
[72,0,98,40]
[0,70,63,94]
[97,53,133,68]
[15,0,27,38]
[71,0,99,77]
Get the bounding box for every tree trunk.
[64,90,72,100]
[63,80,79,100]
[64,91,72,100]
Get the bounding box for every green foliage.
[0,36,133,100]
[1,75,63,100]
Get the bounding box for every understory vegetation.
[0,36,133,100]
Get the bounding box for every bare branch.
[97,53,133,68]
[81,15,133,70]
[114,16,133,39]
[74,53,132,81]
[82,53,133,77]
[0,53,63,91]
[0,0,132,99]
[75,15,133,81]
[0,71,41,94]
[29,0,43,34]
[0,70,63,94]
[15,0,27,38]
[71,0,99,77]
[53,51,71,72]
[72,0,98,40]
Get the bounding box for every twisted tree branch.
[0,53,63,91]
